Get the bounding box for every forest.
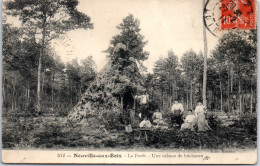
[2,0,257,150]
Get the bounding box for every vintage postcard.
[2,0,257,164]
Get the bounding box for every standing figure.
[194,102,212,132]
[171,100,184,128]
[135,91,150,119]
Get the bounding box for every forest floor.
[2,112,257,151]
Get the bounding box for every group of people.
[133,90,212,132]
[137,97,212,132]
[171,100,212,132]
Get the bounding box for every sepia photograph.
[2,0,257,164]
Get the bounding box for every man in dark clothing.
[171,100,184,128]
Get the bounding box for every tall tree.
[153,50,180,110]
[107,14,149,63]
[107,14,149,108]
[105,14,149,101]
[5,0,93,113]
[79,56,97,93]
[213,31,256,113]
[202,0,208,108]
[3,21,41,111]
[181,50,203,109]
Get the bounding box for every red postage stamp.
[221,0,255,29]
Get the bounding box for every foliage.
[3,115,257,150]
[146,49,204,111]
[149,50,182,110]
[4,0,93,42]
[211,31,257,113]
[181,50,203,83]
[98,109,122,129]
[146,30,256,113]
[105,14,149,97]
[206,113,221,131]
[4,0,94,112]
[2,21,96,115]
[231,113,257,134]
[2,114,35,148]
[106,14,149,62]
[181,50,204,105]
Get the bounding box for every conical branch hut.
[67,43,145,128]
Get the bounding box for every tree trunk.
[51,69,54,108]
[25,84,29,110]
[186,89,189,110]
[133,93,137,124]
[238,77,242,114]
[219,72,223,112]
[2,73,5,106]
[190,82,193,110]
[75,86,78,103]
[202,0,208,108]
[161,87,164,110]
[230,66,233,93]
[170,90,172,110]
[41,69,45,94]
[12,75,16,110]
[24,86,27,110]
[58,82,61,108]
[172,83,174,102]
[36,8,47,113]
[37,50,43,113]
[250,81,253,114]
[14,97,17,110]
[152,86,154,100]
[68,78,72,106]
[227,67,230,113]
[121,96,123,109]
[27,85,30,109]
[79,81,82,98]
[230,66,234,111]
[174,80,177,101]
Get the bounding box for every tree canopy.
[5,0,93,42]
[4,0,94,113]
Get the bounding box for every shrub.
[207,113,221,130]
[232,113,257,134]
[2,115,35,148]
[98,109,122,129]
[32,119,70,148]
